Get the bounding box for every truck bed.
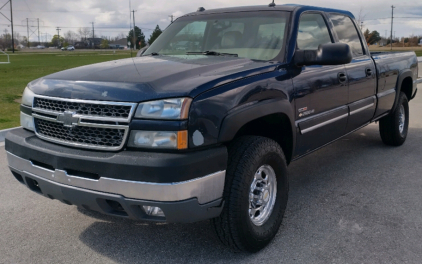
[371,51,419,94]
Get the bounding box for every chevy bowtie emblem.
[57,111,79,128]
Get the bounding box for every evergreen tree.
[148,25,162,45]
[127,26,146,49]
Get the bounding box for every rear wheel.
[379,92,409,146]
[212,136,289,252]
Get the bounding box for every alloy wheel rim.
[249,165,277,226]
[399,104,405,136]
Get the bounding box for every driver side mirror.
[294,43,352,66]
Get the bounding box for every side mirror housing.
[294,43,352,66]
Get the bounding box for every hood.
[28,55,278,102]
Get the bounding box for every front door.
[292,12,349,157]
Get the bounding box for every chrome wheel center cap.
[262,190,270,203]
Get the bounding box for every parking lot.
[0,66,421,264]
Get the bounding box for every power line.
[0,23,153,31]
[22,0,33,16]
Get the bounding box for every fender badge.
[298,107,308,113]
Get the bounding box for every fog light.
[143,206,165,217]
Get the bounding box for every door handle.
[338,72,347,84]
[366,68,372,77]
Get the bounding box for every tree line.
[363,28,422,47]
[0,24,163,50]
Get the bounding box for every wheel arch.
[218,99,296,164]
[392,70,413,112]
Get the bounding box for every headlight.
[22,87,35,107]
[128,130,188,149]
[20,112,35,131]
[134,98,192,120]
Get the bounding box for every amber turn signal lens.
[177,130,188,149]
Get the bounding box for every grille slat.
[35,119,125,148]
[34,98,132,118]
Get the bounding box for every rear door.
[328,13,377,132]
[293,12,349,157]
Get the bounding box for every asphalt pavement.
[0,66,422,264]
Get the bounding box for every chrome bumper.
[7,151,226,204]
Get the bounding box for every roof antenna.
[269,0,276,7]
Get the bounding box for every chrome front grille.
[31,96,137,151]
[35,119,126,148]
[34,97,132,118]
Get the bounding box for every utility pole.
[169,15,174,23]
[0,0,15,52]
[27,18,29,47]
[390,5,395,50]
[91,22,95,49]
[56,27,61,47]
[10,0,14,53]
[37,18,40,44]
[132,10,136,50]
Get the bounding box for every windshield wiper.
[186,51,238,57]
[143,52,160,56]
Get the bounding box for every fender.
[218,98,296,159]
[391,70,413,112]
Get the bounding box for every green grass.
[0,51,132,130]
[415,51,422,57]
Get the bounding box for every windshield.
[144,11,289,61]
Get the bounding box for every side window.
[297,13,332,50]
[329,14,364,57]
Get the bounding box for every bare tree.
[356,7,367,30]
[112,33,126,42]
[64,30,77,44]
[77,27,91,41]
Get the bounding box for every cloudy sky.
[1,0,422,42]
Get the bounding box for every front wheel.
[212,136,289,252]
[379,92,409,146]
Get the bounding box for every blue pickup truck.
[5,4,421,252]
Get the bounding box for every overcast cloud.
[1,0,421,41]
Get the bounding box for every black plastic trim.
[20,104,32,115]
[5,128,228,183]
[129,119,188,131]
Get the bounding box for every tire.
[379,92,409,146]
[212,136,289,252]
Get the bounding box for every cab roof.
[183,4,354,19]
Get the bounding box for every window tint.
[329,14,364,57]
[257,22,285,49]
[167,21,207,53]
[145,12,289,61]
[297,13,332,50]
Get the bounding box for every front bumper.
[5,128,228,223]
